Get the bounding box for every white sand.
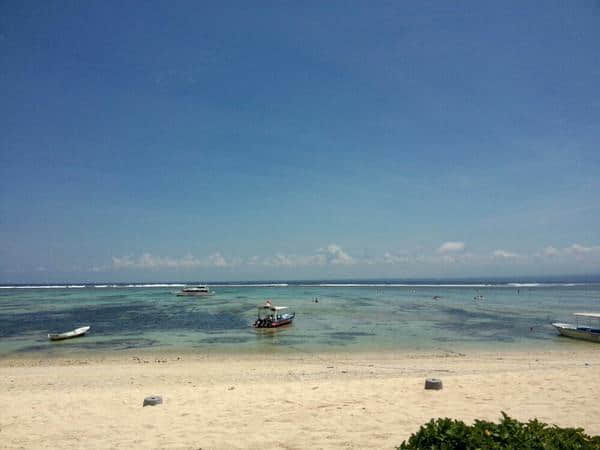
[1,349,599,449]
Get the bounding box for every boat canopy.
[574,312,600,319]
[259,305,288,311]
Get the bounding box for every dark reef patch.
[195,336,251,345]
[432,305,555,341]
[0,303,248,338]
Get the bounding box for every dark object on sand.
[424,378,443,390]
[143,395,163,406]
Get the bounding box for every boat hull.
[176,292,214,297]
[552,323,600,343]
[253,313,295,329]
[253,319,294,329]
[48,326,91,341]
[270,318,293,328]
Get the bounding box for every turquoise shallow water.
[1,283,599,357]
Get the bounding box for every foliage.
[398,412,600,449]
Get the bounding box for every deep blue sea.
[1,280,599,357]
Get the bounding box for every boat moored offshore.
[48,326,91,341]
[176,285,215,297]
[552,313,600,343]
[253,300,295,328]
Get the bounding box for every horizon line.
[2,273,600,287]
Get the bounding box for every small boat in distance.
[253,300,295,328]
[176,285,215,297]
[48,326,91,341]
[552,313,600,343]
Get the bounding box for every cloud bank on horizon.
[103,242,600,270]
[2,240,600,282]
[53,241,600,280]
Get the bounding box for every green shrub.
[398,412,600,449]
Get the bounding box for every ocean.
[1,281,599,357]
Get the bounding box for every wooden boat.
[552,313,600,343]
[176,285,215,297]
[253,300,295,328]
[48,326,91,341]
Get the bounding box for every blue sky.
[1,1,599,282]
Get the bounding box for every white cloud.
[492,249,519,259]
[263,253,296,267]
[543,246,560,257]
[536,243,600,260]
[112,253,189,269]
[107,245,355,270]
[103,241,600,273]
[111,255,135,268]
[111,252,233,270]
[564,243,600,254]
[382,252,407,264]
[533,243,600,262]
[208,252,228,267]
[247,256,261,265]
[318,244,354,265]
[261,244,355,267]
[437,241,465,253]
[440,254,457,263]
[107,247,339,270]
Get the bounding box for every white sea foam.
[123,284,186,288]
[308,282,589,288]
[308,283,495,288]
[0,285,69,289]
[211,283,289,287]
[0,283,186,289]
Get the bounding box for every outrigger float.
[253,300,295,329]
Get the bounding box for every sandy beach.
[1,348,599,449]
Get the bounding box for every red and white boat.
[253,300,295,328]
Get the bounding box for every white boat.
[176,285,215,297]
[48,326,91,341]
[552,313,600,343]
